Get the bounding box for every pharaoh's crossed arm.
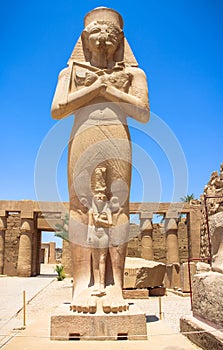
[51,65,149,123]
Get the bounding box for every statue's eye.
[90,27,101,35]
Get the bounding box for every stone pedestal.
[51,303,147,341]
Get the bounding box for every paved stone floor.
[0,265,202,350]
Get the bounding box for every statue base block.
[50,303,147,341]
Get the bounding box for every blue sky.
[1,0,223,208]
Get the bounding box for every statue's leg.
[91,246,100,294]
[69,209,97,313]
[91,247,108,295]
[99,248,108,294]
[103,211,129,313]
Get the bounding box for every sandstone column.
[36,230,41,275]
[187,204,201,259]
[140,213,154,260]
[62,239,73,277]
[0,216,7,274]
[17,219,33,277]
[165,216,180,289]
[49,242,56,264]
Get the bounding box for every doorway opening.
[39,231,62,276]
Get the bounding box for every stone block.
[165,264,180,289]
[180,315,223,350]
[192,271,223,327]
[51,303,147,341]
[123,288,149,299]
[149,286,166,296]
[124,257,166,289]
[180,262,196,292]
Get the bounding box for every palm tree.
[179,194,196,222]
[54,212,69,242]
[180,194,195,203]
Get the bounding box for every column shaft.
[17,219,33,277]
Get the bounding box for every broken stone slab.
[192,271,223,327]
[180,315,223,350]
[209,211,223,274]
[124,257,166,289]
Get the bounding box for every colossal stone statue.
[51,7,149,314]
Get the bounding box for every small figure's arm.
[87,208,94,244]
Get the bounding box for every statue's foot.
[70,289,97,314]
[102,285,129,314]
[91,283,106,297]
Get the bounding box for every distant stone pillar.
[187,204,201,259]
[165,217,180,289]
[36,230,41,275]
[44,246,49,264]
[0,216,7,275]
[165,218,180,264]
[49,242,56,264]
[62,239,73,277]
[140,217,154,260]
[17,219,33,277]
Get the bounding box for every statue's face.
[86,22,121,55]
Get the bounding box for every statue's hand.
[97,75,108,95]
[85,72,98,86]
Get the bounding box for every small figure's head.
[94,191,107,203]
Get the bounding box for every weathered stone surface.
[192,271,223,327]
[165,263,180,289]
[4,213,21,276]
[51,6,150,315]
[0,200,200,278]
[123,288,148,299]
[51,303,147,340]
[180,315,223,350]
[200,163,223,259]
[124,257,166,288]
[17,219,34,277]
[180,262,196,292]
[62,239,73,276]
[196,261,211,273]
[149,286,166,296]
[209,211,223,274]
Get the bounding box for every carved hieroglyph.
[51,7,149,313]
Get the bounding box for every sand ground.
[0,264,202,349]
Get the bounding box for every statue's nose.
[99,33,107,42]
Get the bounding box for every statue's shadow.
[146,315,159,323]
